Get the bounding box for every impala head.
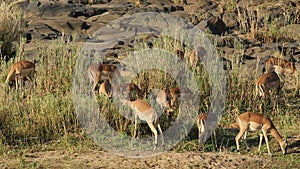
[127,82,144,101]
[155,89,173,113]
[112,82,143,101]
[169,87,180,107]
[169,87,195,108]
[280,140,287,154]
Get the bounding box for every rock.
[69,8,108,18]
[170,5,184,12]
[281,24,300,41]
[104,51,118,58]
[26,18,86,38]
[197,17,227,35]
[237,0,266,8]
[222,13,237,29]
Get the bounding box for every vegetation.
[0,37,80,147]
[0,0,299,168]
[0,0,25,61]
[1,32,299,152]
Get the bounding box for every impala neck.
[270,128,284,143]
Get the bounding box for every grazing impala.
[255,71,282,98]
[98,80,112,97]
[265,56,298,87]
[197,113,218,149]
[265,56,297,75]
[129,99,164,149]
[235,112,287,155]
[112,82,144,101]
[5,60,37,90]
[155,87,193,114]
[88,63,121,92]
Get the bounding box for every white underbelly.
[248,122,262,131]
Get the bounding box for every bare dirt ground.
[1,149,296,169]
[1,135,300,169]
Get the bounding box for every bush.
[0,0,25,62]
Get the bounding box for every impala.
[265,56,297,75]
[155,89,173,116]
[255,71,281,98]
[169,87,193,107]
[5,60,37,90]
[155,87,193,115]
[112,82,144,101]
[88,63,121,92]
[197,113,218,149]
[235,112,287,155]
[128,98,164,149]
[264,56,298,87]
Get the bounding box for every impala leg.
[243,131,249,150]
[197,119,202,148]
[15,76,19,90]
[259,85,264,98]
[26,74,35,89]
[258,132,263,153]
[262,130,272,155]
[258,102,263,114]
[157,123,164,146]
[235,128,247,153]
[147,122,158,149]
[34,71,37,88]
[197,119,205,149]
[93,72,100,91]
[255,84,259,99]
[213,130,217,148]
[198,131,202,149]
[133,114,138,138]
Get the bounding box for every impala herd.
[5,46,298,155]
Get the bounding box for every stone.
[197,17,227,35]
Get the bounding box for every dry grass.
[0,0,25,61]
[0,36,80,147]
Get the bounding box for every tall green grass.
[0,36,80,147]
